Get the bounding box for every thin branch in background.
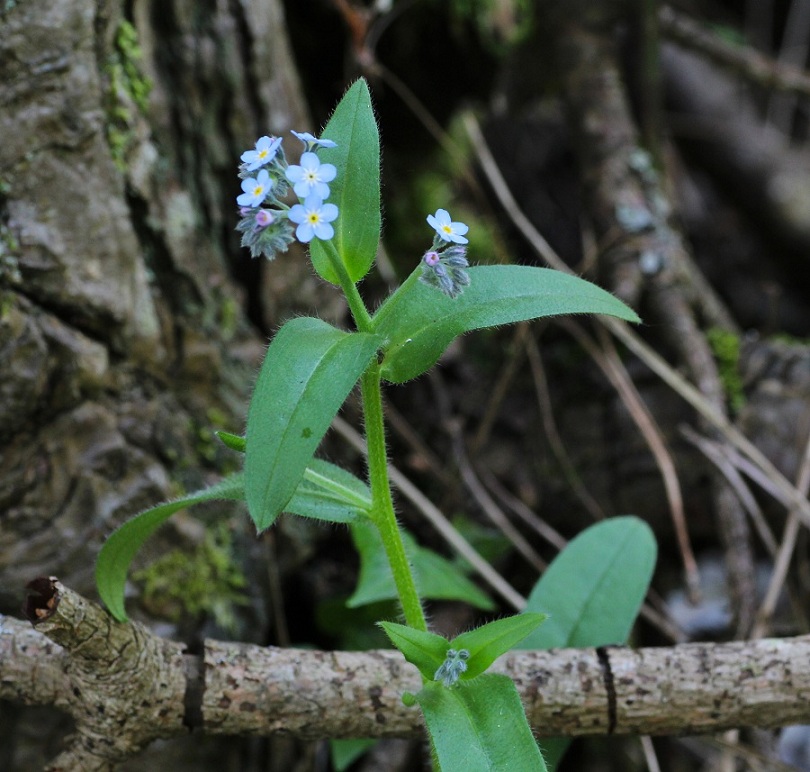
[679,426,779,558]
[640,735,662,772]
[745,0,774,53]
[679,733,799,772]
[463,104,810,528]
[447,417,547,574]
[383,397,456,488]
[478,464,567,552]
[561,318,702,604]
[660,5,810,99]
[605,322,810,526]
[752,426,810,638]
[331,415,527,610]
[263,531,291,647]
[470,323,530,455]
[524,331,608,522]
[464,107,705,599]
[765,0,810,130]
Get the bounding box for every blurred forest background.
[3,0,810,769]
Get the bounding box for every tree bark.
[0,0,316,606]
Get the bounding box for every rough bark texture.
[0,0,319,765]
[3,581,810,769]
[0,0,313,606]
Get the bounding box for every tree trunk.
[0,0,318,766]
[0,0,310,606]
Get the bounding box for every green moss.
[133,522,249,632]
[769,332,810,346]
[450,0,533,51]
[0,291,14,320]
[218,296,240,340]
[706,327,746,414]
[104,20,152,170]
[0,199,21,285]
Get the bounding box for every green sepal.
[373,265,641,383]
[215,431,246,453]
[244,316,382,531]
[415,675,547,771]
[377,621,449,682]
[450,612,547,679]
[308,79,381,284]
[95,473,246,622]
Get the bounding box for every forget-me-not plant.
[97,79,643,772]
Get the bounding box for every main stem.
[323,240,373,332]
[361,364,428,632]
[322,239,426,631]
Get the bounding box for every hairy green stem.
[360,364,428,632]
[322,240,373,332]
[320,238,426,630]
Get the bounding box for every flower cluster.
[434,648,470,688]
[419,208,471,298]
[235,131,338,260]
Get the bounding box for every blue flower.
[237,169,273,208]
[288,195,339,243]
[240,136,282,171]
[427,208,469,245]
[291,130,337,151]
[285,152,337,200]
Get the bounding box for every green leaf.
[245,317,381,531]
[519,517,656,771]
[520,516,656,649]
[415,675,547,771]
[451,613,547,680]
[378,621,449,681]
[284,459,371,524]
[347,520,494,609]
[374,266,641,383]
[215,431,246,452]
[308,79,381,284]
[95,474,246,622]
[330,739,377,771]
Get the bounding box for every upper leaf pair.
[380,614,549,772]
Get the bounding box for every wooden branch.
[659,5,810,98]
[4,579,810,767]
